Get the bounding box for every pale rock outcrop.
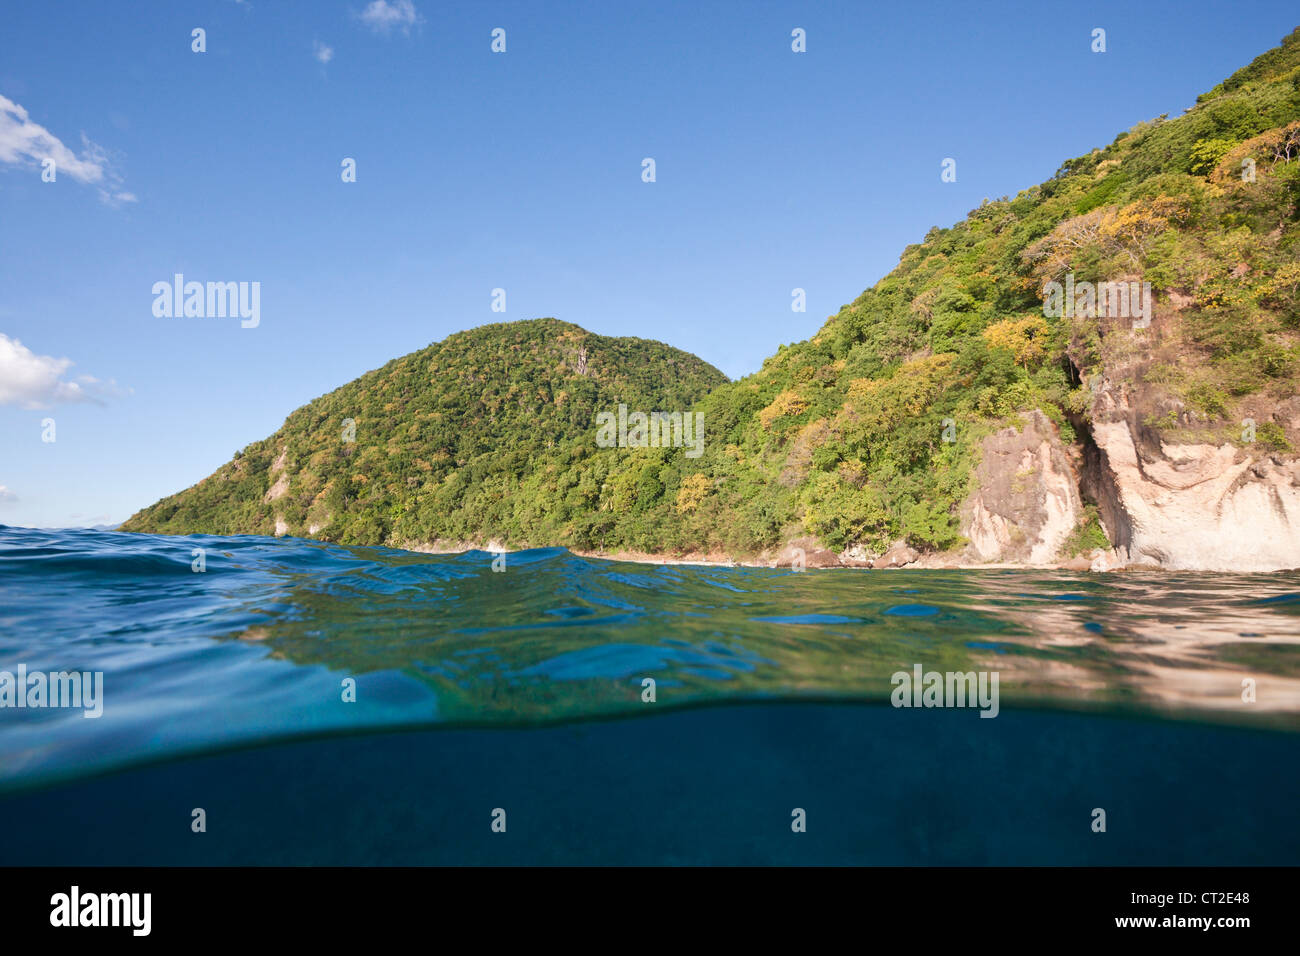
[263,448,290,503]
[773,538,841,568]
[1088,420,1300,571]
[838,543,875,568]
[959,410,1083,564]
[1079,360,1300,571]
[874,541,920,568]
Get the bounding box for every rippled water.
[2,525,1298,794]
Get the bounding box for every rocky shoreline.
[394,395,1300,574]
[400,537,1141,573]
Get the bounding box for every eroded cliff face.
[958,410,1084,565]
[1083,384,1300,572]
[945,381,1300,571]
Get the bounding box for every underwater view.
[1,525,1296,865]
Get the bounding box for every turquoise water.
[1,525,1298,864]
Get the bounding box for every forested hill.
[126,28,1300,562]
[573,25,1300,560]
[121,319,727,543]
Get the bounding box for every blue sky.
[1,0,1296,528]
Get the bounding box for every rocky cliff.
[1082,384,1300,572]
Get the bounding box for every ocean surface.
[1,525,1298,865]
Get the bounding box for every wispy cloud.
[0,486,16,504]
[313,39,334,64]
[357,0,420,35]
[0,94,136,205]
[0,333,126,409]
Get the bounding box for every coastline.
[396,538,1137,573]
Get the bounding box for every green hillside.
[121,319,726,544]
[125,28,1300,558]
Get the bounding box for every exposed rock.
[804,548,842,568]
[1089,548,1127,572]
[913,551,966,569]
[263,474,290,502]
[960,410,1083,564]
[838,543,875,568]
[773,537,840,568]
[263,448,290,503]
[875,541,919,568]
[1073,364,1300,571]
[1087,418,1300,571]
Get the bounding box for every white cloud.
[358,0,420,35]
[314,39,334,64]
[0,333,125,409]
[0,94,136,205]
[0,486,16,504]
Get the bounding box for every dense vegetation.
[125,29,1300,558]
[122,320,726,545]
